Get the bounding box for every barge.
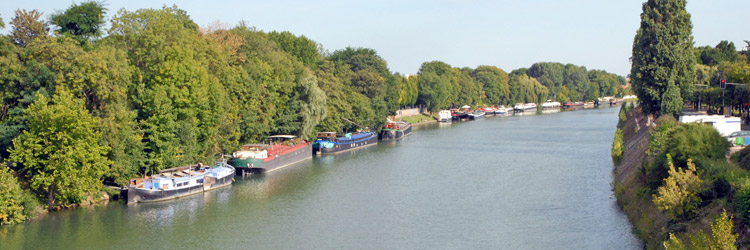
[127,162,235,204]
[313,130,378,154]
[379,121,412,140]
[228,135,313,175]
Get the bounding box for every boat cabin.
[233,144,269,159]
[383,122,398,130]
[316,132,337,141]
[268,135,300,145]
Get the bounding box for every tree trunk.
[47,183,56,210]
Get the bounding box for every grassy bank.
[400,114,436,125]
[613,105,749,249]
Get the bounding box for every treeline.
[692,40,750,112]
[399,61,627,113]
[0,3,626,222]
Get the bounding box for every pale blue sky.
[1,0,748,76]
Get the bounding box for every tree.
[697,41,738,66]
[455,67,481,106]
[0,14,5,29]
[297,74,327,139]
[108,6,233,171]
[0,36,58,160]
[267,31,321,67]
[0,167,25,225]
[8,90,111,208]
[630,0,696,116]
[652,155,702,221]
[660,82,684,118]
[508,74,548,104]
[396,73,419,107]
[50,1,107,45]
[329,47,398,129]
[417,61,455,112]
[528,62,564,96]
[10,9,49,47]
[663,210,737,250]
[563,64,590,101]
[473,65,510,105]
[711,210,738,250]
[20,36,144,185]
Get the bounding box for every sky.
[1,0,749,76]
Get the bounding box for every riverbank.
[614,106,747,249]
[399,113,437,126]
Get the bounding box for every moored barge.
[379,121,412,140]
[228,135,313,175]
[313,130,378,154]
[127,162,235,204]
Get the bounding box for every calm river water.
[0,107,641,249]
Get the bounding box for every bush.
[0,167,25,225]
[652,155,702,221]
[731,146,750,170]
[663,210,738,250]
[665,123,730,169]
[644,116,679,189]
[733,179,750,224]
[612,128,624,164]
[618,104,628,129]
[648,115,679,158]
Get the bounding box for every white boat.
[127,162,235,204]
[542,100,561,109]
[438,110,451,122]
[515,103,537,112]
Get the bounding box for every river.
[0,107,641,249]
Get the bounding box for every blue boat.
[313,130,378,155]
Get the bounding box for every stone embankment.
[615,107,650,188]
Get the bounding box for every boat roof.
[268,135,297,139]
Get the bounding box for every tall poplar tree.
[630,0,696,118]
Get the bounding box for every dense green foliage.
[527,62,624,102]
[663,210,738,250]
[611,128,624,164]
[9,90,111,207]
[732,146,750,170]
[0,167,25,225]
[695,41,738,66]
[417,61,456,112]
[652,155,702,221]
[50,1,106,45]
[665,123,729,168]
[473,66,510,105]
[631,0,696,117]
[10,9,48,47]
[691,41,750,113]
[327,47,398,130]
[395,73,419,106]
[616,107,744,248]
[412,60,622,112]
